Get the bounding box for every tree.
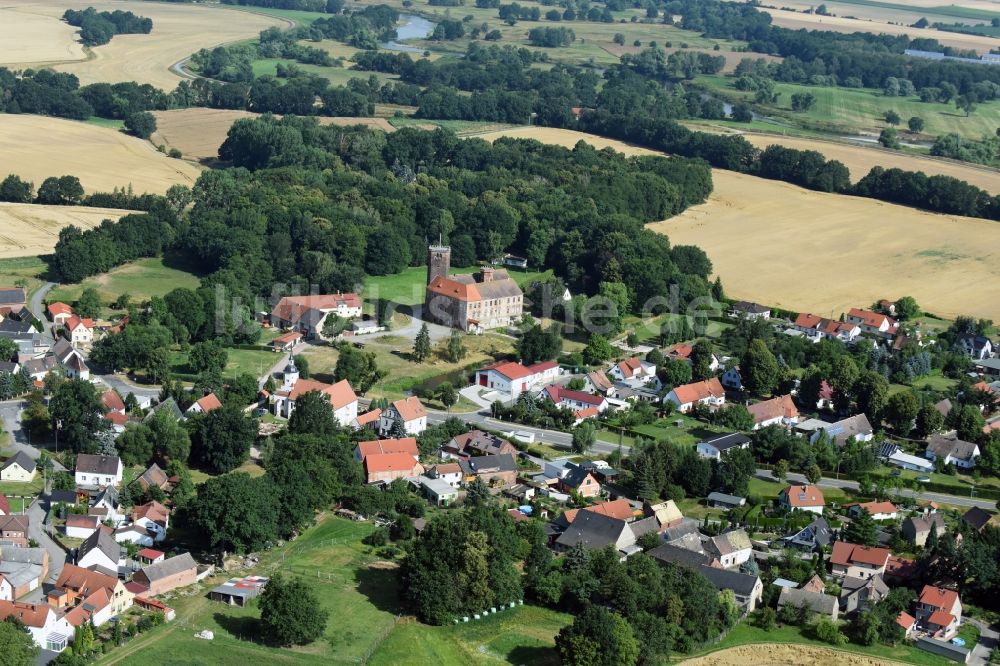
[76,287,102,319]
[36,176,83,205]
[517,324,563,365]
[613,33,625,45]
[907,116,924,133]
[556,607,639,666]
[773,459,789,483]
[884,110,901,125]
[436,381,458,411]
[0,618,39,666]
[188,340,228,374]
[288,390,337,436]
[187,473,278,553]
[814,616,846,645]
[321,314,346,339]
[413,323,431,362]
[732,102,753,122]
[190,406,257,474]
[956,95,976,117]
[259,573,329,646]
[914,403,944,438]
[742,339,780,396]
[334,345,386,394]
[292,354,310,379]
[805,463,822,484]
[854,371,889,424]
[446,330,466,362]
[583,334,615,365]
[572,421,596,454]
[790,92,816,111]
[844,508,878,546]
[884,391,918,435]
[894,296,920,320]
[50,378,106,453]
[951,403,985,442]
[125,111,157,139]
[0,175,33,203]
[690,339,715,380]
[878,128,900,149]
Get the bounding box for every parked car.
[916,476,931,483]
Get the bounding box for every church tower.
[427,242,451,285]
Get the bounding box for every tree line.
[0,173,170,211]
[63,7,152,47]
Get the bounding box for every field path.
[475,126,1000,321]
[0,1,285,90]
[679,643,907,666]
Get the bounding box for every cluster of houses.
[0,450,206,653]
[266,291,384,343]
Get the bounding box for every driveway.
[968,618,998,666]
[0,400,66,471]
[24,497,69,597]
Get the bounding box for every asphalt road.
[24,497,68,599]
[28,282,56,345]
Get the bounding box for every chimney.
[480,266,494,283]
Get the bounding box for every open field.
[475,126,1000,321]
[0,203,127,259]
[760,0,1000,27]
[694,126,1000,192]
[762,7,1000,52]
[0,6,84,65]
[48,257,201,306]
[698,75,1000,141]
[98,515,568,666]
[151,108,395,162]
[0,115,202,194]
[0,0,285,90]
[603,44,781,73]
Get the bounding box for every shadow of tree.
[213,612,261,643]
[353,564,404,615]
[507,645,561,666]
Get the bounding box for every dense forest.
[63,7,153,46]
[53,117,716,312]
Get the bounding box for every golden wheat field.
[691,127,1000,192]
[0,6,85,65]
[476,126,1000,321]
[0,1,284,90]
[0,203,127,259]
[0,115,203,195]
[150,109,397,161]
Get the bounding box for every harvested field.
[693,127,1000,192]
[0,6,84,65]
[1,1,284,90]
[680,644,903,666]
[764,8,1000,52]
[0,203,127,259]
[151,108,395,161]
[476,126,1000,322]
[0,115,202,194]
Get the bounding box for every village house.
[364,453,424,484]
[778,484,825,514]
[270,292,362,339]
[458,453,518,489]
[428,462,463,488]
[554,499,637,531]
[706,492,746,510]
[271,358,358,425]
[706,529,752,568]
[91,486,124,526]
[51,338,90,380]
[956,333,993,360]
[777,587,839,621]
[475,360,560,401]
[65,515,99,540]
[747,395,800,429]
[21,355,57,382]
[0,547,48,600]
[0,452,36,483]
[186,393,222,415]
[0,515,29,547]
[131,501,170,542]
[53,564,133,628]
[424,245,523,332]
[585,370,615,396]
[664,377,726,413]
[113,525,156,548]
[664,343,721,372]
[730,301,771,320]
[608,357,658,386]
[720,366,742,391]
[846,308,899,339]
[351,408,381,431]
[882,444,935,474]
[830,541,891,579]
[925,434,980,469]
[419,476,459,506]
[695,432,751,461]
[558,464,601,498]
[0,600,73,652]
[76,529,122,576]
[554,510,658,557]
[798,414,874,447]
[916,585,962,640]
[643,500,684,531]
[74,454,123,489]
[647,546,763,612]
[131,553,198,596]
[379,396,428,437]
[961,506,996,532]
[846,501,898,521]
[47,302,73,326]
[840,575,889,615]
[782,516,832,552]
[540,384,609,417]
[354,437,419,462]
[441,430,517,459]
[134,463,171,494]
[64,315,94,347]
[902,513,947,548]
[793,313,861,343]
[269,330,303,352]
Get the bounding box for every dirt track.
[679,644,905,666]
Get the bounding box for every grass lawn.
[100,514,568,666]
[85,116,126,130]
[627,414,726,447]
[698,74,1000,140]
[170,346,277,381]
[692,621,951,665]
[48,258,201,309]
[252,58,399,87]
[630,312,733,345]
[0,256,48,298]
[188,461,265,486]
[363,265,552,307]
[889,369,958,395]
[230,5,328,27]
[388,117,526,135]
[956,621,980,647]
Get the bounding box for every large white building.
[475,360,559,400]
[271,357,358,426]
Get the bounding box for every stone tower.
[427,243,451,285]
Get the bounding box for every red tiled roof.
[665,343,693,360]
[357,438,418,459]
[670,378,725,405]
[272,331,303,345]
[795,313,822,329]
[288,378,357,410]
[427,276,480,302]
[526,360,558,373]
[66,515,98,529]
[919,585,959,611]
[927,611,955,628]
[507,508,529,522]
[585,499,635,521]
[354,409,381,427]
[137,548,164,560]
[850,501,898,515]
[482,361,532,381]
[575,406,599,420]
[194,393,223,412]
[0,494,8,515]
[132,501,169,526]
[747,394,799,423]
[544,384,607,407]
[848,308,896,329]
[781,484,825,507]
[48,302,72,317]
[65,588,111,627]
[896,611,915,630]
[272,294,361,324]
[65,314,93,331]
[0,601,51,629]
[364,452,421,474]
[830,541,890,567]
[101,390,125,413]
[617,357,643,378]
[105,411,128,426]
[392,396,426,422]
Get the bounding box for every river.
[380,14,436,53]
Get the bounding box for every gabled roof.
[896,611,916,630]
[390,396,426,422]
[919,585,960,611]
[848,501,898,516]
[780,484,825,507]
[458,453,517,475]
[364,453,422,475]
[927,434,979,461]
[555,510,631,550]
[0,514,27,533]
[66,515,98,530]
[927,610,955,628]
[193,393,223,413]
[699,565,761,597]
[427,276,481,302]
[648,543,713,569]
[65,314,94,332]
[709,529,752,556]
[136,463,169,492]
[78,529,120,564]
[699,432,750,452]
[582,499,635,521]
[732,301,769,314]
[962,506,995,531]
[55,563,118,597]
[645,500,683,526]
[670,378,725,405]
[840,574,889,601]
[778,587,838,615]
[0,600,51,628]
[543,384,606,407]
[138,552,197,582]
[903,513,946,535]
[272,293,361,324]
[1,451,36,474]
[289,378,357,410]
[132,501,170,527]
[449,430,515,456]
[75,453,121,476]
[747,395,799,424]
[665,343,693,361]
[830,541,890,568]
[354,408,382,428]
[357,438,418,459]
[847,308,896,329]
[615,357,644,379]
[821,414,873,445]
[48,302,72,317]
[481,361,532,381]
[561,464,597,489]
[0,287,25,305]
[101,390,125,413]
[587,370,614,392]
